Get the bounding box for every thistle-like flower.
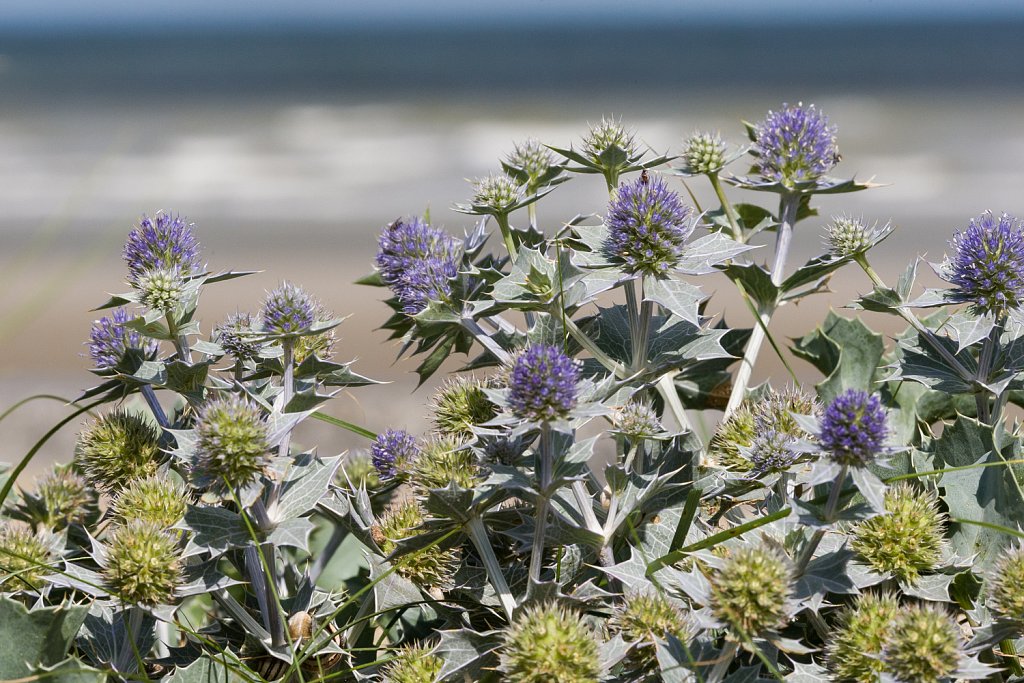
[340,453,380,490]
[583,116,638,163]
[682,131,727,175]
[430,375,496,440]
[371,429,419,481]
[504,138,558,192]
[380,643,443,683]
[499,602,602,683]
[988,544,1024,621]
[819,389,888,467]
[30,466,95,530]
[0,525,55,591]
[603,173,693,277]
[213,311,262,361]
[851,483,946,584]
[883,603,963,683]
[708,546,792,638]
[192,394,271,493]
[753,103,838,187]
[374,500,459,589]
[709,388,816,471]
[75,410,161,491]
[110,475,187,529]
[826,592,901,683]
[507,343,579,422]
[825,215,891,259]
[945,211,1024,317]
[375,217,460,315]
[134,266,186,312]
[261,282,316,335]
[613,591,690,676]
[87,307,156,370]
[748,429,799,474]
[613,400,664,440]
[123,211,202,284]
[102,519,182,606]
[408,436,480,491]
[293,303,336,363]
[471,173,523,214]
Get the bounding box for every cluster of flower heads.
[753,103,838,187]
[819,389,888,467]
[709,387,816,473]
[376,217,460,315]
[603,173,693,277]
[945,211,1024,317]
[507,343,580,422]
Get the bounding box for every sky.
[4,0,1024,29]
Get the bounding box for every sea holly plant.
[3,109,1024,683]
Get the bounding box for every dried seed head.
[499,602,602,683]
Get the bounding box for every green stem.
[723,193,799,418]
[707,641,739,683]
[495,212,518,261]
[466,516,516,620]
[709,172,742,242]
[165,312,191,363]
[794,464,848,576]
[855,255,975,385]
[632,296,653,374]
[528,424,554,590]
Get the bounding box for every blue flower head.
[754,103,838,187]
[603,173,693,277]
[375,217,459,315]
[87,307,156,370]
[819,390,887,467]
[371,429,419,480]
[123,212,202,284]
[261,282,316,335]
[946,211,1024,317]
[507,344,579,422]
[749,429,799,474]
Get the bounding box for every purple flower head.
[87,307,156,370]
[754,103,838,187]
[375,217,460,315]
[749,429,799,474]
[946,211,1024,317]
[261,282,316,334]
[507,344,579,422]
[603,173,693,277]
[214,311,262,360]
[819,390,888,467]
[123,212,202,284]
[371,429,419,480]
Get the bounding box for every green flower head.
[708,546,792,638]
[380,643,443,683]
[103,519,182,606]
[883,603,962,683]
[826,592,901,683]
[988,544,1024,621]
[374,500,460,590]
[192,394,271,494]
[0,525,55,591]
[429,375,496,440]
[110,475,187,529]
[75,410,161,492]
[499,602,601,683]
[851,483,945,584]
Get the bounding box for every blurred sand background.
[2,18,1024,480]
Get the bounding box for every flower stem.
[855,255,977,385]
[561,314,628,379]
[707,640,739,683]
[709,172,742,242]
[113,605,144,673]
[527,423,554,591]
[794,464,848,576]
[495,212,518,262]
[140,384,169,429]
[165,312,191,364]
[724,192,800,418]
[466,516,517,620]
